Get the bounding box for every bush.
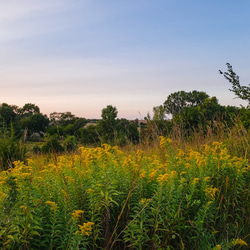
[42,138,64,154]
[64,136,78,152]
[32,145,42,154]
[0,126,26,170]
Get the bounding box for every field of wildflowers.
[0,136,249,249]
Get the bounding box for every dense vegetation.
[0,131,249,249]
[0,64,249,249]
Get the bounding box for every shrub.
[0,126,26,170]
[42,138,64,154]
[64,135,78,152]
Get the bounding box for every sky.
[0,0,250,119]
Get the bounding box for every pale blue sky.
[0,0,250,119]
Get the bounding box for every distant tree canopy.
[153,105,165,121]
[98,105,118,142]
[219,63,250,106]
[0,79,249,151]
[159,90,245,134]
[163,90,209,115]
[21,103,40,116]
[0,103,16,126]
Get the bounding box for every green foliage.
[0,103,16,126]
[76,125,100,145]
[46,125,63,137]
[64,135,78,152]
[21,103,40,116]
[163,90,209,115]
[41,138,64,154]
[19,113,49,136]
[98,105,118,143]
[32,145,42,154]
[153,105,166,120]
[0,137,249,249]
[0,126,26,170]
[115,119,139,145]
[219,63,250,106]
[239,107,250,129]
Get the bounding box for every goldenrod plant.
[0,135,249,249]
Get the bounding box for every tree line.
[0,63,249,170]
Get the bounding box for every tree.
[219,63,250,106]
[153,105,165,121]
[28,113,49,134]
[163,91,209,115]
[98,105,118,143]
[127,122,139,144]
[173,96,239,134]
[115,118,139,145]
[0,125,26,170]
[49,112,76,126]
[0,103,16,126]
[163,91,188,115]
[19,113,49,136]
[76,125,100,145]
[21,103,40,116]
[64,135,78,152]
[42,138,64,154]
[101,105,118,122]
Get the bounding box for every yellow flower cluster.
[157,173,169,183]
[45,201,57,211]
[140,198,152,204]
[205,187,219,200]
[71,210,84,220]
[231,238,248,247]
[76,222,95,236]
[159,136,172,148]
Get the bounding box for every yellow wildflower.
[20,205,28,213]
[205,187,219,200]
[0,191,5,202]
[139,170,146,179]
[72,210,84,220]
[232,238,248,246]
[157,173,169,183]
[204,176,210,182]
[20,173,32,178]
[192,178,200,184]
[86,188,94,194]
[45,201,57,211]
[149,170,157,180]
[159,136,172,148]
[177,149,185,157]
[76,222,95,236]
[140,198,152,204]
[102,144,111,151]
[171,171,177,178]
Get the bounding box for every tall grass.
[0,120,249,249]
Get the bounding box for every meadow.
[0,123,249,249]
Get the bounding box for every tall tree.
[153,105,166,121]
[0,103,16,126]
[49,112,76,126]
[98,105,118,142]
[219,63,250,106]
[21,103,40,116]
